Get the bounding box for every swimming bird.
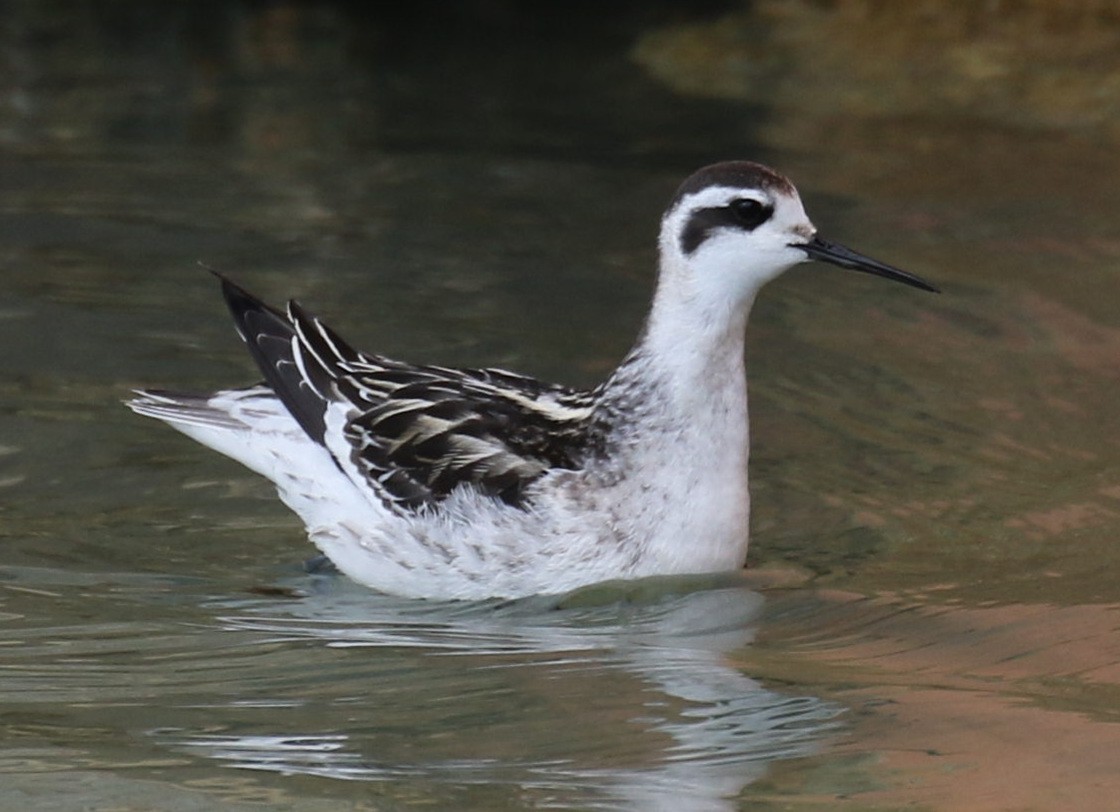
[129,161,937,600]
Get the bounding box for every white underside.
[132,386,751,600]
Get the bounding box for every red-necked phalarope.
[129,161,937,600]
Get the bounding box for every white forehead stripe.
[668,185,772,217]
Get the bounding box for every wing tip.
[206,275,330,446]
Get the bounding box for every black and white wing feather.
[219,275,595,511]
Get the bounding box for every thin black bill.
[798,236,939,293]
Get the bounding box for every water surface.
[4,2,1120,809]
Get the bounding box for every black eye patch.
[679,198,775,254]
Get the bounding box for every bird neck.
[597,255,756,439]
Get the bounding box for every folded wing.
[218,275,595,511]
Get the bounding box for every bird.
[129,161,937,601]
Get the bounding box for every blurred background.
[3,1,1120,810]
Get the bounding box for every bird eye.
[728,198,772,230]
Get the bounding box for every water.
[4,2,1120,809]
[1,566,839,810]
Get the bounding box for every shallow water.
[4,2,1120,810]
[1,566,842,811]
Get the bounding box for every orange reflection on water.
[752,590,1120,810]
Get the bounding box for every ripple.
[0,566,843,810]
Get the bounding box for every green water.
[4,3,1120,809]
